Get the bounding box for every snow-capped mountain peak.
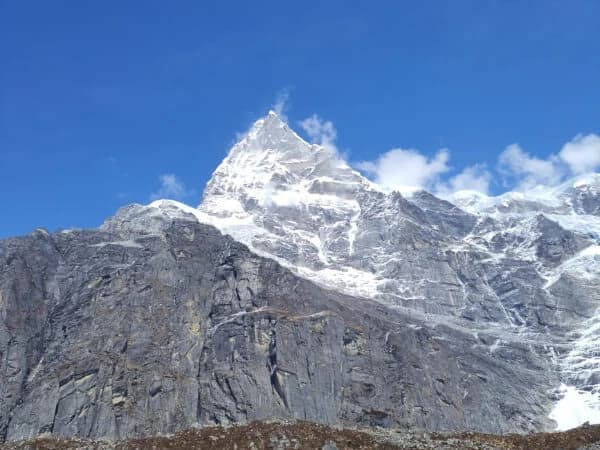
[196,113,383,297]
[236,110,306,154]
[201,112,368,216]
[151,112,600,431]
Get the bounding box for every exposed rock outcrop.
[1,205,557,442]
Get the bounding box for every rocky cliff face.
[0,204,556,442]
[194,112,600,430]
[1,112,600,442]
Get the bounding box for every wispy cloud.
[271,89,291,122]
[437,164,492,196]
[150,174,195,201]
[498,144,564,191]
[232,89,293,143]
[300,114,338,151]
[559,133,600,175]
[494,133,600,191]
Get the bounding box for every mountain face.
[1,112,600,442]
[195,113,600,427]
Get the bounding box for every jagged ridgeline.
[2,112,600,442]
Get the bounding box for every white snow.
[572,173,600,190]
[447,175,600,217]
[546,213,600,239]
[489,339,503,353]
[347,207,360,255]
[582,245,600,256]
[148,198,385,300]
[549,384,600,430]
[544,244,600,288]
[91,240,143,248]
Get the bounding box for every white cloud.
[437,164,492,195]
[299,114,350,166]
[559,133,600,174]
[356,148,450,193]
[300,114,337,149]
[498,144,564,190]
[262,182,301,208]
[150,174,191,201]
[271,89,290,123]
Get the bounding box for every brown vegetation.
[3,420,600,450]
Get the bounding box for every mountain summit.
[195,114,600,430]
[201,111,367,219]
[197,112,380,297]
[2,113,600,443]
[151,114,600,431]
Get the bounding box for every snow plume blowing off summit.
[148,111,600,431]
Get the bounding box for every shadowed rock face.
[0,205,557,442]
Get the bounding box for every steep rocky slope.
[192,112,600,429]
[1,205,556,442]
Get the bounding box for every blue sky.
[1,1,600,237]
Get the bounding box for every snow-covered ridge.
[149,198,384,300]
[449,173,600,217]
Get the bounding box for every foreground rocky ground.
[2,421,600,450]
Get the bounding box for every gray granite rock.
[0,205,559,442]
